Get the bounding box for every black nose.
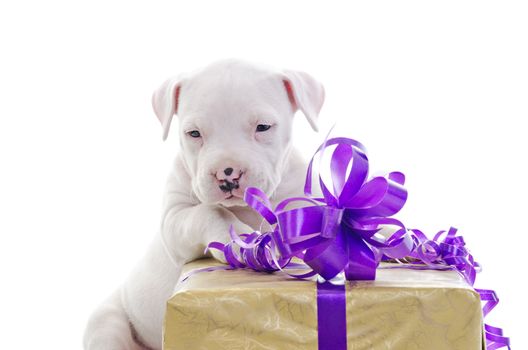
[224,167,234,176]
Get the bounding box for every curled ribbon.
[403,227,480,285]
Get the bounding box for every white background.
[1,1,526,348]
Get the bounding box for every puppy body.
[83,60,324,350]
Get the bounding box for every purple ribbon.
[404,227,480,285]
[317,281,347,350]
[477,288,511,349]
[289,138,412,281]
[206,137,509,350]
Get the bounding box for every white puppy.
[83,59,325,350]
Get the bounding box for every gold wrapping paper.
[164,259,484,350]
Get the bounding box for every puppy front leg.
[119,204,253,350]
[162,203,253,265]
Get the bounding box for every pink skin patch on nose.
[219,179,239,193]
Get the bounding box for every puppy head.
[152,59,324,207]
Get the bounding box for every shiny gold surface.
[164,259,483,350]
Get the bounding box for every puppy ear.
[151,77,182,141]
[282,70,325,132]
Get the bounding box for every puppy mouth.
[224,189,243,200]
[218,190,246,207]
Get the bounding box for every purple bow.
[210,137,414,280]
[274,137,414,280]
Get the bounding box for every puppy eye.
[187,130,201,138]
[256,124,272,132]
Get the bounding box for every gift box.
[163,137,508,349]
[163,258,484,350]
